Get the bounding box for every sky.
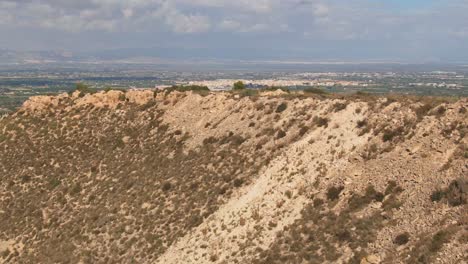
[0,0,467,62]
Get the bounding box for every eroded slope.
[0,90,466,263]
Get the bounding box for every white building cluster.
[186,79,364,90]
[409,83,460,88]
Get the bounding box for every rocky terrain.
[0,89,466,263]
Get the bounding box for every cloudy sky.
[0,0,467,62]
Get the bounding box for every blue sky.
[0,0,467,62]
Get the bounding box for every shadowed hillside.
[0,90,466,263]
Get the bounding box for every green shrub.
[162,182,172,191]
[313,116,329,128]
[382,194,402,211]
[303,87,327,94]
[73,83,97,97]
[414,104,434,120]
[70,183,82,195]
[327,186,344,201]
[364,185,384,202]
[233,81,246,90]
[382,127,404,142]
[21,175,31,183]
[436,106,446,116]
[298,125,309,137]
[357,120,368,128]
[385,180,403,195]
[48,178,61,189]
[430,178,466,206]
[275,103,288,113]
[394,232,410,245]
[233,178,244,187]
[429,230,450,252]
[446,178,467,206]
[239,89,258,97]
[336,230,351,242]
[348,184,386,211]
[313,198,324,208]
[430,190,445,202]
[276,130,286,139]
[161,85,210,95]
[209,254,218,262]
[355,91,370,96]
[333,102,348,112]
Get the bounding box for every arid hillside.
[0,89,466,264]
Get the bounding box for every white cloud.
[219,19,242,31]
[122,8,134,19]
[311,3,329,17]
[0,0,467,42]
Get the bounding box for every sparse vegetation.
[430,178,467,206]
[162,85,210,94]
[275,103,287,113]
[382,126,405,142]
[327,185,344,201]
[408,227,459,263]
[73,83,97,97]
[333,102,348,112]
[303,87,327,95]
[357,119,367,128]
[394,232,410,245]
[233,81,246,90]
[276,130,286,139]
[313,116,329,128]
[1,91,465,264]
[253,181,405,264]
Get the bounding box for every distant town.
[1,63,467,113]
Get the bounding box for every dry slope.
[0,90,466,263]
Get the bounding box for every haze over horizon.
[0,0,468,63]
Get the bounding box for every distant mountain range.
[2,49,468,72]
[0,49,81,64]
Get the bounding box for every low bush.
[430,178,467,206]
[276,130,286,139]
[382,127,405,142]
[275,103,288,113]
[364,185,384,202]
[446,178,467,206]
[303,87,327,95]
[162,85,210,95]
[233,178,244,188]
[333,102,348,112]
[327,185,344,201]
[348,184,387,211]
[394,232,410,245]
[233,81,246,90]
[73,83,97,97]
[313,116,329,128]
[409,227,458,263]
[436,106,446,116]
[313,198,324,208]
[238,89,259,97]
[357,120,368,128]
[430,190,445,202]
[162,182,172,192]
[429,230,451,252]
